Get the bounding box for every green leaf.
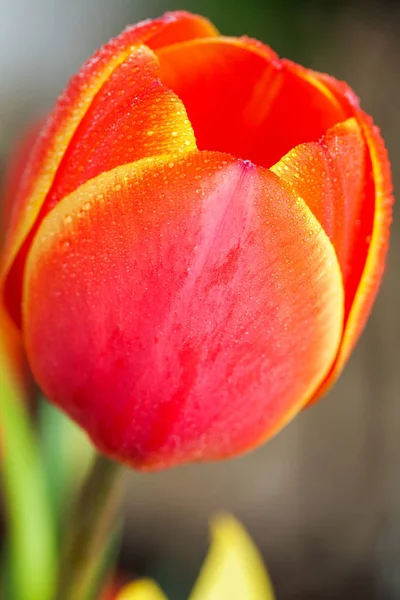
[0,367,57,600]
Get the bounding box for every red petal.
[23,152,343,469]
[156,38,347,168]
[3,14,206,327]
[288,68,393,398]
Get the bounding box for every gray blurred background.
[1,0,399,598]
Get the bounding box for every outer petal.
[156,37,347,168]
[190,515,275,600]
[2,11,214,325]
[284,63,393,397]
[41,46,196,213]
[23,152,343,469]
[271,118,370,320]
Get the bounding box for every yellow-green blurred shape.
[117,515,275,600]
[0,307,25,398]
[0,310,57,600]
[190,515,275,600]
[117,579,168,600]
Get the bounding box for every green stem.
[55,453,123,600]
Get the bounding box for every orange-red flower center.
[156,37,348,167]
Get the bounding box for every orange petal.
[42,46,196,214]
[23,152,343,469]
[288,67,393,398]
[3,14,205,327]
[136,11,218,50]
[156,38,347,168]
[271,118,370,321]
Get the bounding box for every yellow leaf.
[189,515,275,600]
[116,578,168,600]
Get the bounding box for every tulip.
[1,11,392,469]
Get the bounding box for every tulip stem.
[55,453,124,600]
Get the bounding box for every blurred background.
[0,0,399,598]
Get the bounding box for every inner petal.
[156,38,349,168]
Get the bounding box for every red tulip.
[1,11,392,469]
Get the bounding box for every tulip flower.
[1,11,392,469]
[116,515,275,600]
